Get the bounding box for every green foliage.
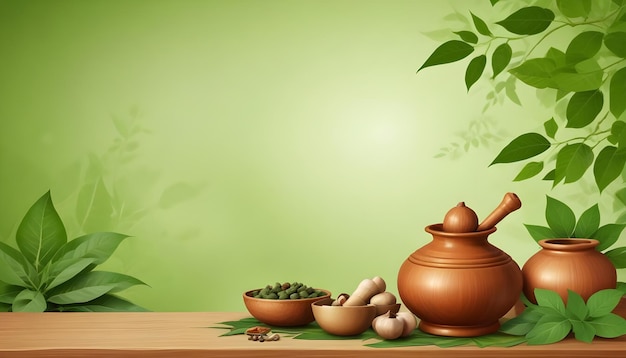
[524,195,626,274]
[500,288,626,344]
[421,1,626,196]
[0,191,148,312]
[214,317,527,348]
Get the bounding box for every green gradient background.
[0,0,623,311]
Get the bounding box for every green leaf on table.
[544,117,558,139]
[594,146,626,192]
[589,314,626,338]
[500,308,544,335]
[604,32,626,58]
[492,43,512,78]
[418,40,474,72]
[566,290,588,320]
[571,320,596,343]
[535,288,566,313]
[471,333,527,347]
[496,7,554,35]
[593,224,626,251]
[454,31,478,44]
[525,224,556,243]
[509,58,556,89]
[587,289,624,318]
[12,289,46,312]
[465,55,486,91]
[566,90,603,128]
[545,196,576,237]
[0,242,35,287]
[471,12,492,36]
[514,161,544,181]
[557,0,592,18]
[565,31,604,64]
[526,314,571,345]
[610,67,626,118]
[574,204,600,238]
[605,247,626,268]
[490,133,551,165]
[554,143,593,185]
[16,191,67,271]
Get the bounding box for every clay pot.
[397,224,522,337]
[522,239,617,303]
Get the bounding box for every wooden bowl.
[312,298,377,336]
[242,289,331,326]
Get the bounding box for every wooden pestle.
[476,192,522,231]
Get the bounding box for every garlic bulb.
[372,311,405,340]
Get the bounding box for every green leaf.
[16,191,67,271]
[0,283,23,304]
[471,12,492,36]
[612,121,626,146]
[604,32,626,58]
[617,282,626,294]
[454,31,478,44]
[417,40,474,72]
[589,314,626,338]
[45,258,96,291]
[12,289,46,312]
[565,31,604,64]
[587,289,624,318]
[496,7,555,35]
[505,76,522,105]
[554,143,594,185]
[60,294,149,312]
[543,169,555,180]
[509,58,556,89]
[47,285,114,305]
[0,242,35,287]
[492,43,512,78]
[544,117,558,139]
[594,146,626,192]
[465,55,486,91]
[514,161,544,181]
[470,333,527,347]
[525,224,556,243]
[571,320,596,343]
[593,224,626,251]
[525,315,571,345]
[71,271,147,293]
[566,290,588,320]
[490,0,500,6]
[610,67,626,118]
[574,204,600,238]
[535,288,566,313]
[47,270,145,305]
[566,90,603,128]
[545,196,576,237]
[490,133,551,165]
[500,308,544,335]
[54,232,129,265]
[546,47,567,68]
[605,246,626,268]
[76,177,114,234]
[556,0,592,18]
[551,70,603,92]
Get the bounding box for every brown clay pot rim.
[426,223,497,237]
[538,238,599,250]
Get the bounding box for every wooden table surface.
[1,312,625,357]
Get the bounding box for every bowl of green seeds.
[243,282,331,326]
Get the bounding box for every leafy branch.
[501,288,626,344]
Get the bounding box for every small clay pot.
[522,239,617,303]
[397,224,523,337]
